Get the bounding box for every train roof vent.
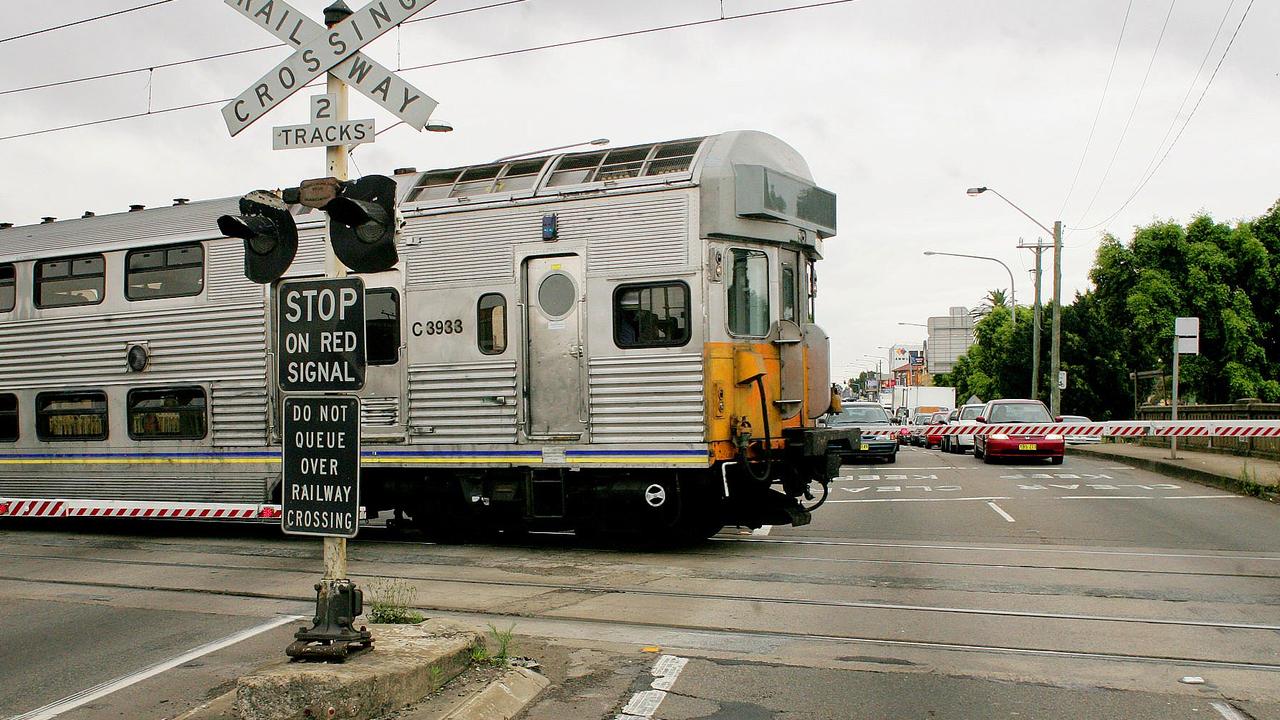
[546,137,705,187]
[82,211,96,218]
[41,216,56,224]
[173,198,189,205]
[129,204,145,212]
[0,223,12,230]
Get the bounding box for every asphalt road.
[0,446,1277,719]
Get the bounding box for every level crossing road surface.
[1,446,1278,719]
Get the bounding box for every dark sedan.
[825,403,898,463]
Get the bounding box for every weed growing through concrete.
[488,623,516,664]
[365,579,425,624]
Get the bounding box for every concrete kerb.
[436,667,550,720]
[234,619,482,720]
[1066,445,1279,502]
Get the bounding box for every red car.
[972,399,1065,464]
[923,411,951,448]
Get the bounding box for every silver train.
[0,130,851,540]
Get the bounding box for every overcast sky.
[2,0,1275,380]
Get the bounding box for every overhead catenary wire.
[1055,0,1134,220]
[1068,0,1178,228]
[1070,0,1255,233]
[0,0,175,45]
[0,0,861,143]
[0,0,529,98]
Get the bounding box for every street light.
[493,137,610,163]
[897,322,927,328]
[922,251,1016,329]
[968,186,1064,416]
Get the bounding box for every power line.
[0,0,860,143]
[0,1,175,44]
[0,0,528,98]
[1056,0,1133,219]
[1070,0,1255,232]
[1069,0,1178,227]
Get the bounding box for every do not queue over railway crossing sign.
[222,0,441,137]
[283,395,361,537]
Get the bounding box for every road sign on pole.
[282,396,361,538]
[1170,317,1199,460]
[277,277,367,392]
[222,0,440,136]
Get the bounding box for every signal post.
[216,0,443,661]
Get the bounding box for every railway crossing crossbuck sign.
[222,0,440,138]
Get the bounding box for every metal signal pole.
[1050,221,1063,417]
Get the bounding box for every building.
[926,306,975,374]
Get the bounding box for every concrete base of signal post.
[183,620,482,720]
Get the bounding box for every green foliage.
[366,578,425,624]
[945,198,1280,419]
[468,624,517,667]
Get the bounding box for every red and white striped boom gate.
[0,499,283,520]
[850,419,1280,438]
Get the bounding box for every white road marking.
[1060,495,1243,500]
[1101,465,1136,470]
[751,525,773,536]
[714,538,1280,562]
[986,501,1016,522]
[616,655,688,719]
[828,496,1010,504]
[1210,701,1252,720]
[10,614,303,720]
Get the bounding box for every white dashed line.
[986,501,1016,522]
[1210,701,1251,720]
[616,655,689,719]
[751,525,773,536]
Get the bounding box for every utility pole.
[1018,238,1052,401]
[1049,221,1063,417]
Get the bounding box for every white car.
[1060,414,1100,444]
[942,403,986,454]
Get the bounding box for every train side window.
[36,391,108,441]
[614,282,691,348]
[477,294,507,355]
[126,243,204,300]
[35,254,105,308]
[781,264,797,323]
[366,289,400,365]
[727,249,770,336]
[0,393,17,442]
[127,386,207,440]
[0,264,14,312]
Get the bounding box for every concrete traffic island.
[234,619,481,720]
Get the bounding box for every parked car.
[923,411,951,448]
[1059,414,1100,444]
[972,399,1065,464]
[941,403,986,454]
[824,402,898,463]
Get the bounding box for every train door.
[522,254,586,440]
[358,269,408,442]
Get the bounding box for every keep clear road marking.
[986,501,1016,522]
[751,525,773,536]
[10,614,303,720]
[616,654,689,720]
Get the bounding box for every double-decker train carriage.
[0,130,852,540]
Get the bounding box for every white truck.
[891,386,957,423]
